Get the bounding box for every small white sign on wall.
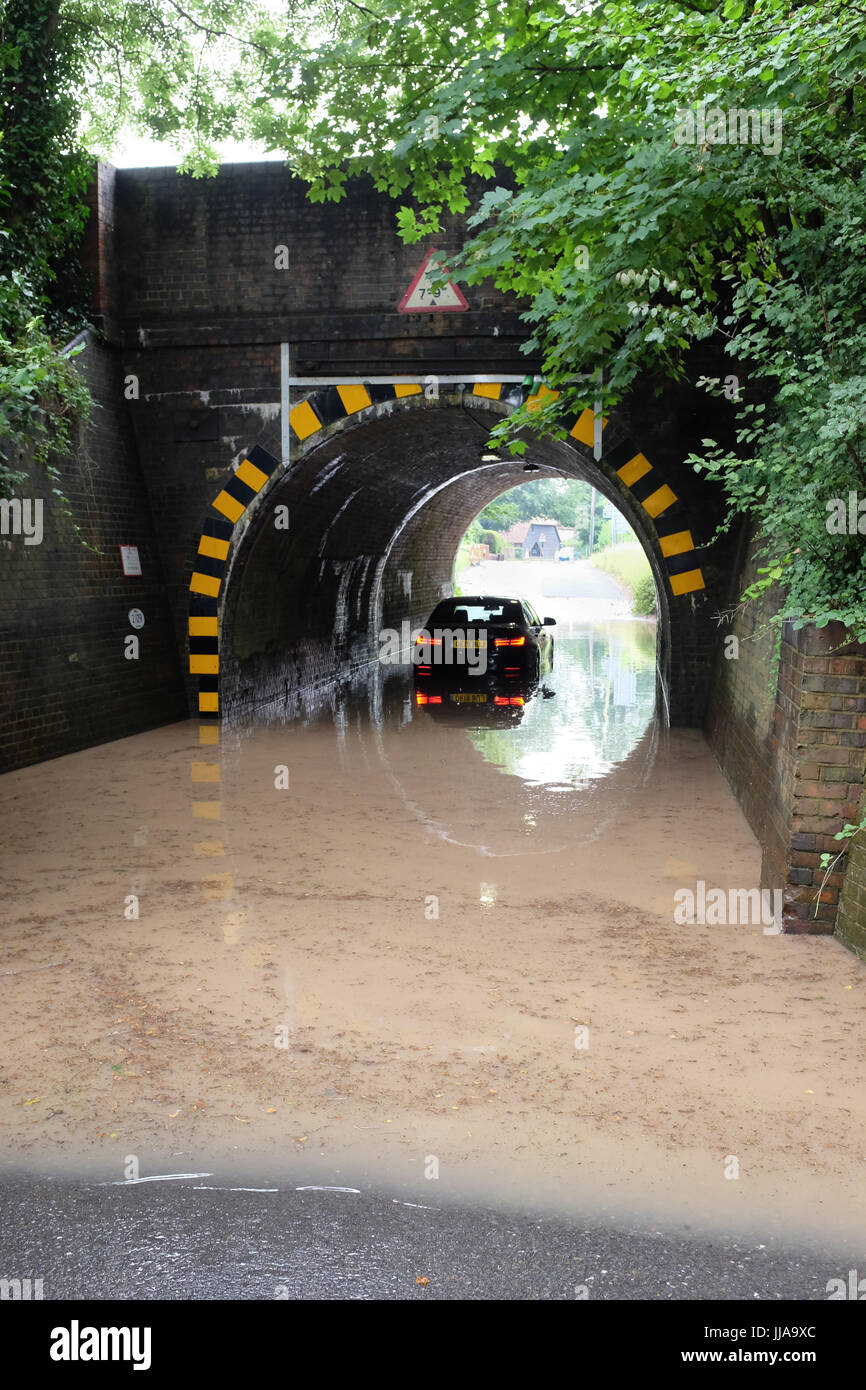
[120,545,142,576]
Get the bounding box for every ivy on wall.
[0,0,92,496]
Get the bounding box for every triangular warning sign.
[398,248,468,313]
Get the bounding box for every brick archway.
[186,379,710,725]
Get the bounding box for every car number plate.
[452,693,488,703]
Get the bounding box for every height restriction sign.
[397,249,468,313]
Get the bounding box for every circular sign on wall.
[128,608,146,630]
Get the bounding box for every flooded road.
[1,562,865,1255]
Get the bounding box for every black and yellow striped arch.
[187,378,705,718]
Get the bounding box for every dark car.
[413,595,555,685]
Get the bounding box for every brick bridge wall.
[98,159,736,727]
[0,337,186,774]
[705,543,866,935]
[836,783,866,959]
[1,159,865,952]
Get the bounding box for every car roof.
[439,595,525,605]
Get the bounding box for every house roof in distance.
[502,517,563,544]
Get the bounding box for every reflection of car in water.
[414,595,556,684]
[414,674,550,726]
[417,681,530,728]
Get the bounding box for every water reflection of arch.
[221,636,661,858]
[373,715,661,859]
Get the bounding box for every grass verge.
[591,542,657,616]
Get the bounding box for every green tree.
[0,0,92,491]
[0,0,277,491]
[478,478,595,551]
[8,0,866,648]
[204,0,866,639]
[477,493,519,530]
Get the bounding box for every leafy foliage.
[631,572,658,618]
[0,0,92,494]
[590,540,656,614]
[187,0,865,639]
[0,0,276,493]
[479,478,593,546]
[0,271,91,476]
[67,0,283,176]
[6,0,866,644]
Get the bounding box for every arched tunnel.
[213,391,711,724]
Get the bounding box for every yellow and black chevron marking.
[189,449,273,717]
[189,718,243,930]
[187,453,274,906]
[516,383,704,596]
[187,380,707,723]
[603,437,704,596]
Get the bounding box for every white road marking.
[99,1173,214,1185]
[296,1185,361,1194]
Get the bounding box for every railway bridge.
[1,161,865,952]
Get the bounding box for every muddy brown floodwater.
[1,611,865,1254]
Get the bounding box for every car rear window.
[430,600,524,625]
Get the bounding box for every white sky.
[110,133,286,168]
[105,0,312,167]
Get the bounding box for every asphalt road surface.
[468,557,627,607]
[0,1175,852,1301]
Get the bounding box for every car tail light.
[493,635,525,647]
[415,635,441,645]
[415,692,441,705]
[494,696,524,706]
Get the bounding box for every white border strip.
[286,374,592,386]
[280,342,291,466]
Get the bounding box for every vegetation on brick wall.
[0,0,273,495]
[225,0,865,644]
[5,0,866,650]
[0,0,93,495]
